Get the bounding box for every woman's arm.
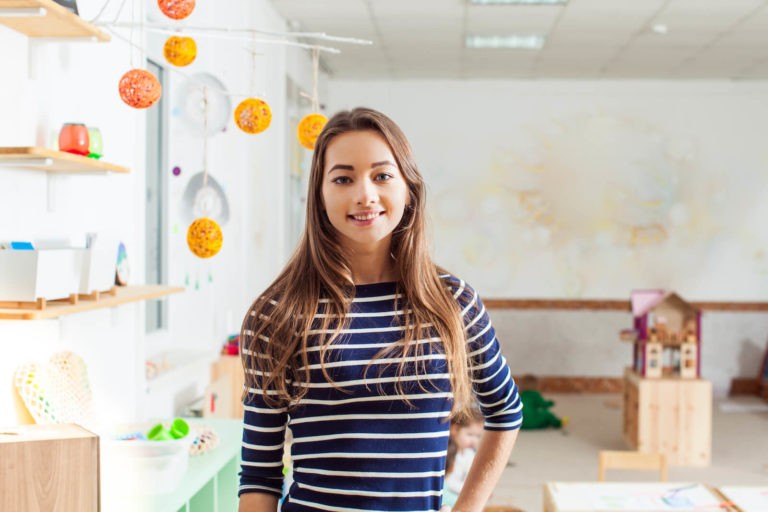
[450,429,518,512]
[238,492,279,512]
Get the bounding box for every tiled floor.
[485,393,768,512]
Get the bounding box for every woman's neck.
[345,243,397,285]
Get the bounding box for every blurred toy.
[621,290,701,379]
[222,334,239,356]
[147,418,189,441]
[519,374,568,430]
[189,425,219,455]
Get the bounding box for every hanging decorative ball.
[158,0,195,20]
[297,113,328,150]
[234,98,272,134]
[118,69,162,109]
[187,217,222,258]
[163,36,197,67]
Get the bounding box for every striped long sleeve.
[239,275,521,511]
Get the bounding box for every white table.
[716,486,768,512]
[544,482,727,512]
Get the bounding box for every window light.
[465,34,546,49]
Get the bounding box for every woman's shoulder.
[437,271,480,305]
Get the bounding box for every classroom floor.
[487,393,768,512]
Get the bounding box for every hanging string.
[250,33,258,97]
[128,0,135,67]
[311,48,320,113]
[202,86,209,190]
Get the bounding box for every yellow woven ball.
[297,113,327,150]
[163,36,197,67]
[187,218,222,258]
[234,98,272,134]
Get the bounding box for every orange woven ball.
[158,0,195,20]
[297,113,328,150]
[163,36,197,67]
[187,218,223,258]
[234,98,272,134]
[118,69,162,109]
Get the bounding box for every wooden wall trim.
[485,299,768,312]
[514,375,623,393]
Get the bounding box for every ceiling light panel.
[466,34,546,49]
[469,0,565,5]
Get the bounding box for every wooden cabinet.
[0,424,99,512]
[207,355,245,420]
[623,368,712,466]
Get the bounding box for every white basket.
[78,244,118,295]
[101,424,191,497]
[0,249,81,302]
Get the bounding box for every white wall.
[0,5,148,424]
[326,80,768,395]
[0,0,312,425]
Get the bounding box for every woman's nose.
[355,180,378,205]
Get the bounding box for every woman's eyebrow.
[328,160,396,173]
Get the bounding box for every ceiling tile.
[266,0,768,79]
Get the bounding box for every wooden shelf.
[484,298,768,312]
[0,285,184,320]
[0,147,129,174]
[0,0,109,41]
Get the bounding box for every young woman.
[238,107,522,512]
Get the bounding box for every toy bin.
[101,424,191,498]
[78,244,118,295]
[0,249,82,302]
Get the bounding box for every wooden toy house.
[620,290,701,379]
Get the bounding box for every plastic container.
[0,249,82,302]
[101,423,191,497]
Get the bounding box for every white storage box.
[101,423,191,498]
[0,249,82,302]
[78,243,118,295]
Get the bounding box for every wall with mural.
[327,80,768,301]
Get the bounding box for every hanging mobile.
[187,87,223,259]
[234,36,272,134]
[118,0,161,108]
[297,49,327,150]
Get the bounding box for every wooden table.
[544,482,729,512]
[716,486,768,512]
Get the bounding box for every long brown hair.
[241,107,472,418]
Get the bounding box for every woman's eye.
[374,173,393,182]
[332,176,351,184]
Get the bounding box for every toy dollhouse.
[620,290,701,379]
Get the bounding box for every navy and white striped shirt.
[239,275,522,512]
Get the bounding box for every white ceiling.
[267,0,768,79]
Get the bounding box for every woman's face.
[321,130,409,253]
